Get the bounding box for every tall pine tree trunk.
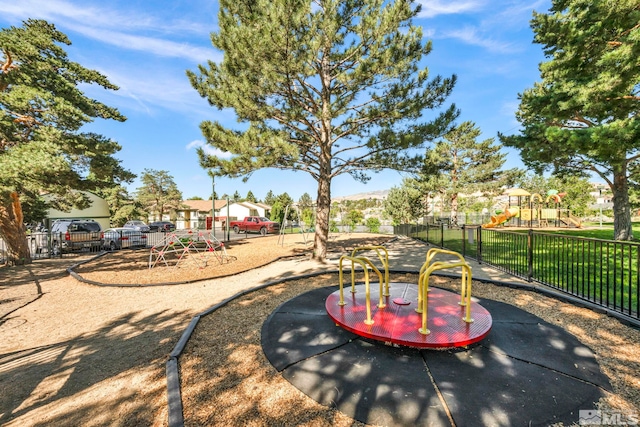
[0,192,32,265]
[450,192,459,227]
[314,157,331,262]
[611,165,632,240]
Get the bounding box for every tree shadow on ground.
[0,308,189,426]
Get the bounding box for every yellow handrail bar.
[338,255,385,325]
[416,248,474,335]
[350,246,390,296]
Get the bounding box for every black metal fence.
[395,223,640,323]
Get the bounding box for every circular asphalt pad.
[261,285,611,427]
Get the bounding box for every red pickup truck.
[229,216,281,236]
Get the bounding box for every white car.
[102,228,147,250]
[123,220,151,233]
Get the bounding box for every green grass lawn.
[413,224,640,316]
[513,222,640,242]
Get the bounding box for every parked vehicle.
[123,220,151,233]
[102,228,147,250]
[48,219,102,254]
[149,221,176,232]
[229,216,280,236]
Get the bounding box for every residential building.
[170,200,272,230]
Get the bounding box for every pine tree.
[423,121,521,226]
[500,0,640,240]
[188,0,457,260]
[0,20,129,264]
[135,169,183,221]
[264,190,276,206]
[245,191,257,203]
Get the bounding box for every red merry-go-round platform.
[325,282,492,348]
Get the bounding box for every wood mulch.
[1,233,638,427]
[73,234,394,285]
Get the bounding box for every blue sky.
[0,0,552,202]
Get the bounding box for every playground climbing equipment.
[148,229,228,269]
[482,188,582,229]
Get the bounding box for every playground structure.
[325,246,492,348]
[148,229,228,269]
[482,188,582,229]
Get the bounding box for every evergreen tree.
[500,0,640,240]
[298,192,313,209]
[0,20,129,264]
[275,192,295,219]
[422,121,521,226]
[136,169,183,220]
[245,190,257,203]
[264,190,276,206]
[233,190,242,201]
[188,0,457,260]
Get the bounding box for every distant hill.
[332,189,389,202]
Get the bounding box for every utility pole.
[211,174,215,235]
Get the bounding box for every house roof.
[181,199,227,212]
[238,201,271,210]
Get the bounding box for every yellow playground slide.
[482,209,516,228]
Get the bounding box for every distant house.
[173,200,227,229]
[227,201,271,219]
[171,200,272,230]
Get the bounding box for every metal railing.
[395,223,640,322]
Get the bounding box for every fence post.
[440,223,444,248]
[462,225,466,256]
[477,226,483,264]
[527,228,533,282]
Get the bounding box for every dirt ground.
[1,233,639,426]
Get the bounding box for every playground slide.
[561,217,582,228]
[482,212,512,228]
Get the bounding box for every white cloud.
[416,0,485,18]
[186,140,233,159]
[0,0,213,35]
[480,1,548,29]
[442,26,519,54]
[66,23,218,63]
[0,0,218,63]
[78,65,210,116]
